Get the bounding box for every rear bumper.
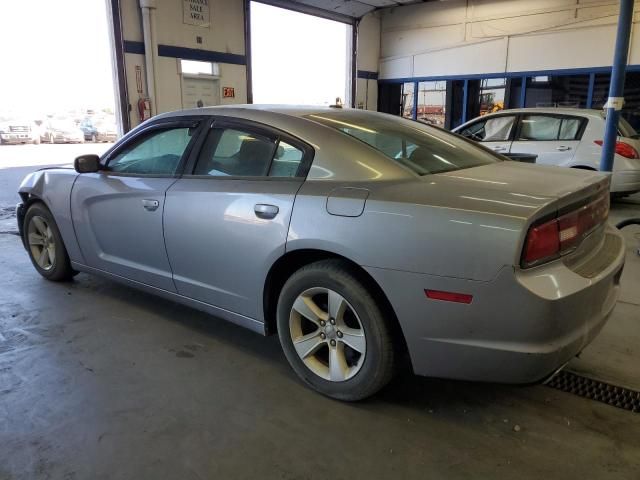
[365,225,625,384]
[611,169,640,194]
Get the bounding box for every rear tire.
[23,203,74,282]
[277,259,395,401]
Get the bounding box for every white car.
[453,108,640,195]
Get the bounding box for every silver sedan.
[16,106,625,400]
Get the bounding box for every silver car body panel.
[17,105,625,383]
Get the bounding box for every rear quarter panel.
[18,169,84,264]
[287,179,526,282]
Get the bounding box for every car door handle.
[491,145,507,151]
[556,146,572,151]
[254,204,279,219]
[142,199,160,211]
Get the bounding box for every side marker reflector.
[425,289,473,304]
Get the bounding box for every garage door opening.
[250,1,352,106]
[0,0,118,146]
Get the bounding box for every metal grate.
[547,371,640,413]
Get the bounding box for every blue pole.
[600,0,634,172]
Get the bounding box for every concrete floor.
[1,147,639,479]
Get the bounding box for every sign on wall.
[183,0,210,27]
[222,87,235,98]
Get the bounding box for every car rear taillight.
[594,140,640,159]
[522,193,610,268]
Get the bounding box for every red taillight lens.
[522,193,609,268]
[523,219,559,265]
[594,140,640,159]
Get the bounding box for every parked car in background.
[453,108,640,195]
[41,119,85,144]
[79,117,118,142]
[0,119,40,145]
[16,107,624,400]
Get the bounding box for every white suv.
[453,108,640,195]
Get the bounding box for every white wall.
[356,12,380,110]
[378,0,640,80]
[120,0,247,128]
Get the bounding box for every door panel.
[71,174,177,291]
[509,140,579,166]
[163,179,302,319]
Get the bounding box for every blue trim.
[123,41,246,65]
[377,64,640,84]
[462,79,468,123]
[519,75,527,108]
[123,40,145,55]
[158,45,246,65]
[412,81,418,120]
[357,70,378,80]
[586,72,595,108]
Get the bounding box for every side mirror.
[74,154,100,173]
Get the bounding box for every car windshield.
[307,111,500,175]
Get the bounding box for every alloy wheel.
[289,287,366,382]
[27,215,56,271]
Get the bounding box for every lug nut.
[320,333,326,339]
[330,339,336,346]
[337,331,343,338]
[320,320,326,326]
[330,318,335,325]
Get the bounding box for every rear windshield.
[618,117,639,139]
[307,111,500,175]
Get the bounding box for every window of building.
[507,77,523,108]
[401,82,415,119]
[479,78,507,116]
[525,75,589,108]
[593,72,640,131]
[417,81,446,126]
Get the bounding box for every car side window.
[460,116,515,142]
[194,127,306,178]
[108,127,194,175]
[269,140,305,177]
[559,118,582,140]
[519,115,561,141]
[518,115,583,141]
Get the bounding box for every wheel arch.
[263,248,411,365]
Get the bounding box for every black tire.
[23,202,74,281]
[277,259,395,401]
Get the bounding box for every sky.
[0,0,116,119]
[250,2,350,105]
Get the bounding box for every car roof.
[154,104,349,121]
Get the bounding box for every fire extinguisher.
[137,98,151,122]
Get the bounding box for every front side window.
[108,127,195,175]
[459,116,515,142]
[518,115,583,141]
[308,111,500,176]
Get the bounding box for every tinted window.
[460,116,515,142]
[269,140,304,177]
[194,128,275,177]
[518,115,582,141]
[108,127,194,175]
[308,112,500,176]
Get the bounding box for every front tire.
[23,203,74,281]
[277,259,395,401]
